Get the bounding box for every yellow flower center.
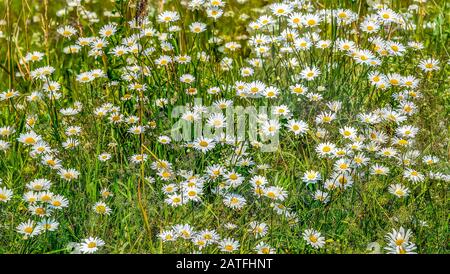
[309,235,318,243]
[307,19,316,26]
[395,189,404,196]
[24,137,36,144]
[96,205,106,213]
[398,139,408,145]
[395,239,404,246]
[224,245,234,251]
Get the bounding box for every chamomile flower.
[313,190,330,203]
[157,11,180,23]
[17,131,41,145]
[264,186,287,201]
[26,179,52,192]
[270,3,292,17]
[249,222,268,238]
[193,137,216,153]
[98,153,112,162]
[389,184,409,198]
[93,201,112,215]
[38,218,59,232]
[316,142,336,157]
[340,126,357,139]
[165,193,185,207]
[57,25,77,38]
[207,113,227,129]
[300,66,321,81]
[261,119,280,137]
[223,193,246,210]
[384,227,417,254]
[371,164,389,176]
[418,58,440,72]
[58,168,80,181]
[303,229,325,249]
[303,170,321,184]
[17,220,42,238]
[79,237,105,254]
[403,169,424,183]
[219,237,240,252]
[99,24,117,38]
[0,187,13,203]
[255,242,275,254]
[286,120,308,135]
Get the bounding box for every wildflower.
[313,190,330,203]
[165,193,184,207]
[303,229,325,249]
[93,201,112,215]
[79,237,105,254]
[384,227,417,254]
[0,187,13,203]
[99,24,117,38]
[57,25,77,38]
[219,238,240,252]
[300,66,321,81]
[26,179,52,192]
[223,193,246,210]
[189,22,207,33]
[403,169,425,183]
[17,132,41,145]
[303,170,321,184]
[58,168,80,181]
[371,164,389,176]
[38,219,59,232]
[286,120,308,135]
[157,11,180,23]
[418,58,440,72]
[270,3,292,17]
[98,153,112,162]
[193,137,216,153]
[17,220,42,238]
[389,184,409,198]
[159,230,178,242]
[261,119,280,137]
[316,142,336,157]
[249,222,268,238]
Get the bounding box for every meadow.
[0,0,449,254]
